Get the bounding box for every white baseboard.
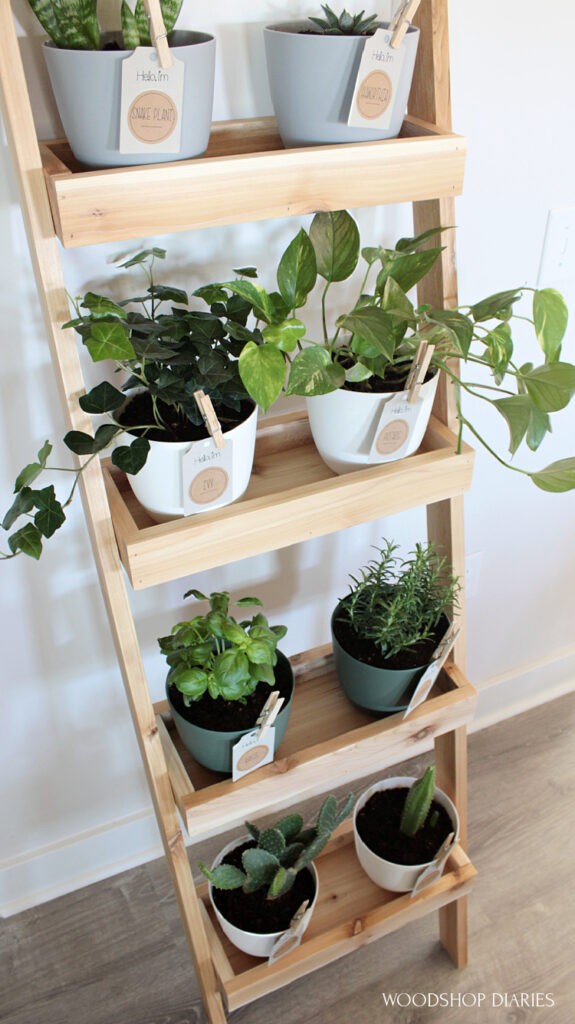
[3,649,575,918]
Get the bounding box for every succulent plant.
[25,0,183,50]
[200,794,355,899]
[308,4,378,35]
[399,767,436,837]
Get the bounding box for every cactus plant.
[399,766,436,837]
[308,5,378,35]
[200,794,355,899]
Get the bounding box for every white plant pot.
[264,21,420,148]
[122,403,258,521]
[354,776,459,893]
[43,31,215,168]
[306,374,438,475]
[208,836,319,958]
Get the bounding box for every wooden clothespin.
[193,390,226,450]
[407,341,435,403]
[143,0,173,69]
[255,690,284,741]
[390,0,422,49]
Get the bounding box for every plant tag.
[268,900,312,964]
[119,48,184,155]
[181,436,234,514]
[402,624,460,719]
[347,28,406,130]
[232,727,276,782]
[410,832,456,898]
[368,391,420,459]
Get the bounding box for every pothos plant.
[0,249,252,560]
[26,0,183,51]
[198,209,575,493]
[158,590,287,704]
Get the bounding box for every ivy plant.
[197,209,575,492]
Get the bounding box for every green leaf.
[120,0,140,48]
[309,210,360,283]
[213,648,251,692]
[8,523,43,560]
[259,828,286,858]
[277,229,317,309]
[380,276,414,321]
[483,322,513,380]
[530,458,575,493]
[469,288,522,323]
[526,405,551,452]
[286,346,345,396]
[64,424,122,455]
[533,288,568,362]
[232,266,258,278]
[199,862,245,890]
[521,363,575,412]
[345,362,372,383]
[275,813,303,840]
[149,284,188,305]
[493,396,532,455]
[337,307,397,361]
[238,341,286,412]
[169,667,209,700]
[2,487,36,531]
[262,318,306,352]
[426,309,474,357]
[226,280,276,324]
[111,436,150,475]
[80,293,128,319]
[119,248,166,268]
[395,226,450,252]
[33,486,65,538]
[79,382,126,414]
[85,322,136,363]
[378,248,443,294]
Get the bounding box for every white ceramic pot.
[354,776,459,893]
[43,31,215,167]
[306,373,438,475]
[208,836,319,958]
[264,20,420,148]
[121,402,258,521]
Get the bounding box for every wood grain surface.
[2,692,574,1024]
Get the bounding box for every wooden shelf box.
[40,115,466,247]
[156,649,477,842]
[105,411,474,590]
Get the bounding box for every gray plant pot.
[43,31,215,168]
[331,603,445,714]
[264,20,419,148]
[166,650,294,774]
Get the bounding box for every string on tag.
[256,690,284,741]
[193,390,226,450]
[390,0,422,49]
[143,0,173,68]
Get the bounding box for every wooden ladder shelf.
[0,1,475,1020]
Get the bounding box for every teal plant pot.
[331,603,442,714]
[167,650,294,773]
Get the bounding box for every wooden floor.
[2,692,574,1024]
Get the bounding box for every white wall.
[1,0,574,915]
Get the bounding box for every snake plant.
[27,0,183,50]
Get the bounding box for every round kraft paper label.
[189,467,229,505]
[128,90,178,143]
[236,744,270,773]
[376,419,409,455]
[356,70,393,120]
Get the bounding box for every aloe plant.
[399,767,436,837]
[200,794,355,899]
[308,4,378,35]
[27,0,183,50]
